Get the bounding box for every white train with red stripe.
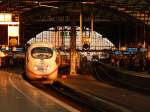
[25,42,58,84]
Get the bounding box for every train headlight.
[33,66,38,70]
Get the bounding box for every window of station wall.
[28,26,114,50]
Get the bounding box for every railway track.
[92,62,150,94]
[29,80,94,112]
[28,79,132,112]
[51,81,117,112]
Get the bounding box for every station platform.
[0,70,79,112]
[57,73,150,112]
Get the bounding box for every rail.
[92,62,150,94]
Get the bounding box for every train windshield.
[31,47,53,59]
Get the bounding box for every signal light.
[62,75,67,79]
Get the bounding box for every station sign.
[0,13,12,22]
[0,13,19,46]
[127,48,137,52]
[123,51,130,55]
[8,25,19,46]
[113,50,121,55]
[140,48,147,52]
[60,31,70,38]
[8,25,19,37]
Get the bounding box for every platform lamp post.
[90,9,94,47]
[143,11,146,49]
[143,12,148,59]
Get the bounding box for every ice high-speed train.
[25,42,58,84]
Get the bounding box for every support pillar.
[70,16,77,76]
[147,46,150,60]
[143,11,146,48]
[91,13,94,44]
[80,13,83,45]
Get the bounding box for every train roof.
[28,42,54,50]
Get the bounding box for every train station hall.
[0,0,150,112]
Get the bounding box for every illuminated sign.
[0,13,20,46]
[140,48,147,52]
[60,31,70,37]
[0,13,12,22]
[127,48,137,52]
[8,25,19,37]
[123,51,130,54]
[113,50,121,55]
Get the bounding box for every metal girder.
[0,0,150,46]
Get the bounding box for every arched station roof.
[0,0,150,47]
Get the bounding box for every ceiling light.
[81,2,95,5]
[40,4,59,9]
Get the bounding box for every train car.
[25,42,58,84]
